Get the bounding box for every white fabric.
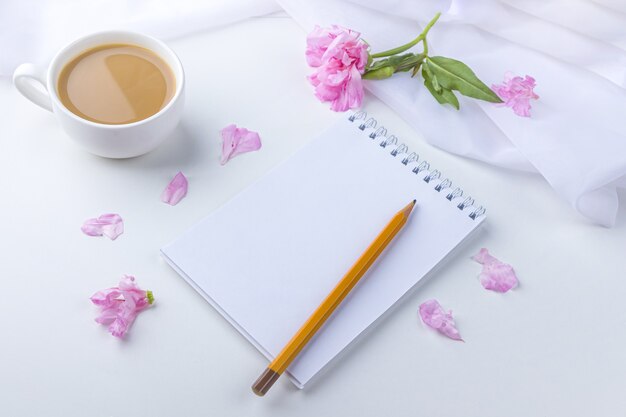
[591,0,626,14]
[0,0,280,76]
[354,0,626,87]
[499,0,626,51]
[278,0,626,226]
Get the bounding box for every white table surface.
[2,15,626,417]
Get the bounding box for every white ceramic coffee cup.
[13,31,185,158]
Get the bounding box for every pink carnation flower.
[306,25,369,112]
[491,72,539,117]
[90,275,154,338]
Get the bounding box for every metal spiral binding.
[369,127,387,139]
[347,111,486,220]
[380,135,397,148]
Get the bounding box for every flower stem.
[370,12,441,59]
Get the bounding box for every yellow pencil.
[252,199,416,396]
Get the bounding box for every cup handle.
[13,63,53,112]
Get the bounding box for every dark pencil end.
[252,368,280,397]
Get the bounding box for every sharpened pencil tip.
[401,200,417,217]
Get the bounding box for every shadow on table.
[90,121,206,172]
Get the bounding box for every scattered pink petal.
[220,124,262,165]
[90,275,154,338]
[418,299,463,341]
[161,171,188,206]
[81,213,124,240]
[491,72,539,117]
[472,248,519,293]
[306,25,369,112]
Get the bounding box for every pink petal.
[418,299,463,341]
[305,25,358,68]
[118,275,144,297]
[220,124,262,165]
[305,25,330,67]
[101,223,124,240]
[314,81,340,102]
[109,316,131,338]
[471,248,519,293]
[90,275,154,338]
[81,222,103,236]
[161,171,188,206]
[94,303,123,325]
[81,213,124,240]
[90,288,122,307]
[118,275,139,291]
[471,247,496,264]
[491,72,539,117]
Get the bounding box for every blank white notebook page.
[161,111,486,388]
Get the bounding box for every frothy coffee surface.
[57,44,176,125]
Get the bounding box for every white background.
[1,15,626,417]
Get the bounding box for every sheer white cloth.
[2,0,625,225]
[279,0,626,226]
[0,0,280,76]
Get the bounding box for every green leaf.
[421,59,433,80]
[431,73,442,93]
[425,56,502,103]
[422,67,460,110]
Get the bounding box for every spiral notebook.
[161,111,486,388]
